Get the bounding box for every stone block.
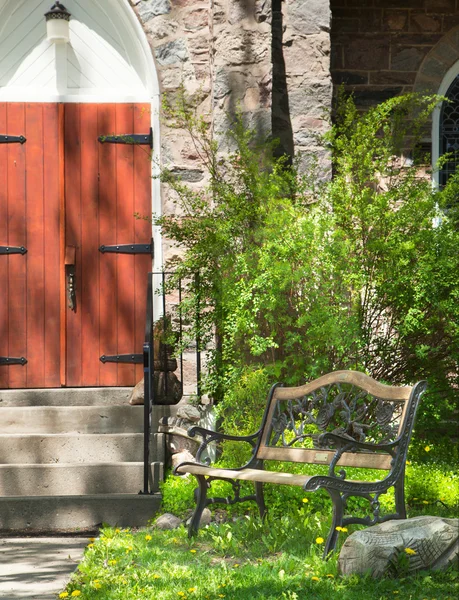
[338,516,459,578]
[358,9,382,33]
[391,47,426,72]
[383,10,409,32]
[425,0,456,13]
[332,71,368,85]
[370,71,416,85]
[283,32,330,76]
[344,35,390,70]
[138,0,171,22]
[144,16,179,39]
[287,0,331,35]
[213,30,270,66]
[169,167,204,182]
[155,39,189,65]
[410,12,442,33]
[183,7,209,31]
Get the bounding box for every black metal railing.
[140,271,202,494]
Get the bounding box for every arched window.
[439,75,459,187]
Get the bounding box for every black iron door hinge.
[100,354,143,364]
[0,356,27,366]
[0,246,27,255]
[98,127,153,149]
[0,135,26,144]
[99,242,153,256]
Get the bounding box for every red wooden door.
[0,103,152,388]
[0,103,61,389]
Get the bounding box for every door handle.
[67,268,76,311]
[65,245,76,311]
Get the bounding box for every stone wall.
[130,0,333,214]
[331,0,459,108]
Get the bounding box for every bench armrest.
[187,426,261,465]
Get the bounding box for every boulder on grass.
[154,513,182,530]
[338,516,459,578]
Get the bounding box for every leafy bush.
[157,88,459,442]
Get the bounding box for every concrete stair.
[0,388,176,533]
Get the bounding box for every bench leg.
[255,482,266,520]
[188,475,208,538]
[394,466,407,519]
[323,488,344,559]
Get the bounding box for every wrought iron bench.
[175,370,426,556]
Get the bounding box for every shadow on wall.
[217,0,293,162]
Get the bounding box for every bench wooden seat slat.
[176,464,314,486]
[175,370,427,558]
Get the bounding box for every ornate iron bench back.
[255,371,414,471]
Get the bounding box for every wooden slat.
[43,103,61,387]
[65,103,82,386]
[0,102,8,388]
[98,104,118,386]
[175,464,313,487]
[133,103,152,383]
[115,104,136,385]
[256,446,392,470]
[80,104,100,386]
[25,103,46,387]
[7,103,27,388]
[273,371,412,402]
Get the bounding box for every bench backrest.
[255,370,424,471]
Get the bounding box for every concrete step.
[0,493,162,532]
[0,405,175,434]
[0,387,133,407]
[0,462,163,496]
[0,433,149,464]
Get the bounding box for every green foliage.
[157,87,459,439]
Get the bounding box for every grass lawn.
[59,459,458,600]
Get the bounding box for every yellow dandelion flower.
[177,593,186,598]
[423,500,429,505]
[424,446,431,452]
[302,498,309,503]
[406,460,411,465]
[145,534,152,541]
[115,528,121,533]
[126,546,133,553]
[108,559,117,565]
[59,594,69,599]
[153,574,160,579]
[234,563,239,568]
[87,543,94,548]
[89,537,95,542]
[188,587,197,593]
[316,537,324,544]
[190,549,197,553]
[326,574,334,578]
[71,592,81,597]
[404,548,417,555]
[311,576,320,581]
[341,527,348,532]
[94,582,101,590]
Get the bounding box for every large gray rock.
[339,516,459,578]
[154,513,182,530]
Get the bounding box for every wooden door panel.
[0,103,9,389]
[98,104,118,386]
[0,103,60,388]
[65,103,152,387]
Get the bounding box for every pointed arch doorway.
[0,0,161,388]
